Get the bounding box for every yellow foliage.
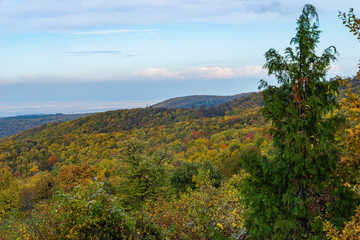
[325,207,360,239]
[28,165,39,175]
[325,8,360,239]
[97,168,107,181]
[143,171,245,239]
[0,163,20,218]
[56,162,95,192]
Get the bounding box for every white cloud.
[236,65,265,76]
[0,66,264,84]
[134,68,180,79]
[134,65,265,80]
[194,66,235,79]
[65,50,123,55]
[328,64,341,75]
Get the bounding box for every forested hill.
[0,113,91,139]
[0,89,266,239]
[152,92,254,109]
[0,92,254,139]
[0,80,358,239]
[10,92,263,141]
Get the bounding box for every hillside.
[0,91,265,185]
[0,84,357,239]
[0,92,255,139]
[152,92,254,109]
[0,113,91,139]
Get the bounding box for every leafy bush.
[16,181,136,239]
[144,170,245,239]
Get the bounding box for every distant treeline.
[152,92,254,109]
[0,113,91,138]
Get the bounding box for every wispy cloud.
[65,50,123,56]
[66,29,160,35]
[64,50,139,58]
[255,0,288,14]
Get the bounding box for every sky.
[0,0,360,116]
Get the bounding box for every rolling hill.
[151,92,254,109]
[0,113,91,138]
[0,92,256,139]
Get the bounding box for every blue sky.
[0,0,360,116]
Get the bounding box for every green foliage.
[19,171,55,211]
[0,90,270,240]
[324,205,360,239]
[171,160,222,194]
[117,139,171,209]
[1,5,360,239]
[242,4,358,239]
[152,92,252,109]
[16,181,136,240]
[337,9,360,182]
[143,170,246,240]
[339,8,360,41]
[0,113,90,139]
[322,8,360,240]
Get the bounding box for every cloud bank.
[134,65,266,80]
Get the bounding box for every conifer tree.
[241,5,357,239]
[119,139,170,209]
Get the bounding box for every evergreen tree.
[119,139,170,209]
[241,5,357,239]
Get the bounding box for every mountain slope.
[0,113,91,138]
[152,92,254,109]
[9,92,263,141]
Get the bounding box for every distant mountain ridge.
[0,92,257,139]
[152,92,254,109]
[6,92,263,141]
[0,113,91,138]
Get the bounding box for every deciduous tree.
[0,163,19,218]
[324,8,360,240]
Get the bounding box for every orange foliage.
[219,143,228,149]
[56,162,95,192]
[192,131,202,138]
[47,155,59,168]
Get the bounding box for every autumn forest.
[1,5,360,240]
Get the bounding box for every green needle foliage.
[241,4,358,239]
